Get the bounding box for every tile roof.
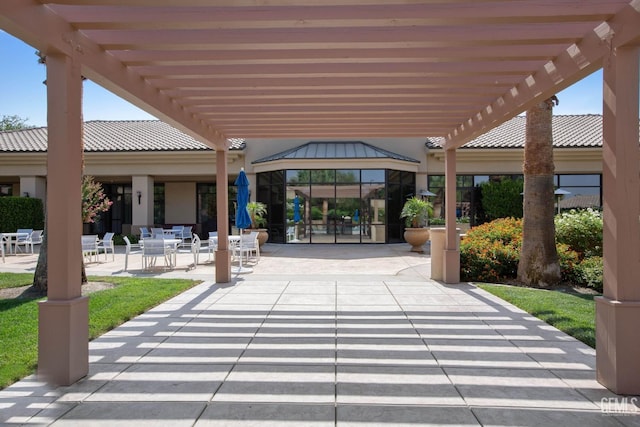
[0,120,245,152]
[425,114,615,149]
[252,141,420,164]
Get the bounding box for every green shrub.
[557,243,581,284]
[460,218,522,282]
[460,217,588,286]
[480,178,523,221]
[575,256,603,292]
[555,208,603,258]
[0,197,44,232]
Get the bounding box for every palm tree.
[517,96,561,286]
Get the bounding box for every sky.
[1,29,604,129]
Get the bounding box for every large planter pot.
[255,228,269,247]
[403,227,430,253]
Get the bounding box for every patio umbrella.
[291,195,301,242]
[293,195,301,223]
[234,169,252,273]
[353,209,359,223]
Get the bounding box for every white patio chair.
[14,228,33,253]
[180,225,193,243]
[204,231,218,261]
[151,227,164,239]
[0,234,5,263]
[30,230,43,247]
[123,236,142,272]
[139,227,151,239]
[142,238,171,271]
[233,231,260,264]
[97,232,115,261]
[171,225,184,240]
[81,235,99,263]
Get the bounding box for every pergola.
[1,0,639,394]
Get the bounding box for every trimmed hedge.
[0,197,44,232]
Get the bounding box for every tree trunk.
[33,232,48,294]
[33,232,88,295]
[517,98,561,287]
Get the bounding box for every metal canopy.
[1,1,639,150]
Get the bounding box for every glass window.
[361,169,385,183]
[558,174,601,187]
[428,175,445,188]
[474,175,489,186]
[336,169,359,183]
[287,169,306,184]
[0,184,12,196]
[154,184,165,225]
[311,169,335,184]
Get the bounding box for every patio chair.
[141,238,171,271]
[0,234,5,263]
[30,230,43,247]
[96,232,115,261]
[233,231,260,264]
[204,231,218,261]
[14,228,33,253]
[180,225,193,243]
[171,225,184,240]
[151,227,164,239]
[139,227,151,240]
[123,236,142,272]
[81,235,99,263]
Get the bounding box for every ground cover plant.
[478,283,596,348]
[0,275,199,389]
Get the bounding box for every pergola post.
[596,45,640,395]
[38,53,88,385]
[215,148,231,283]
[443,148,460,283]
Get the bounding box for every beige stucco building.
[1,114,604,244]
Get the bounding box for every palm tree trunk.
[517,97,561,287]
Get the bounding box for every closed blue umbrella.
[233,169,252,273]
[293,195,301,223]
[234,169,251,230]
[353,209,359,223]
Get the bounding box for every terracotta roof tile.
[425,114,618,149]
[0,120,245,152]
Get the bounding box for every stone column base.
[215,249,232,284]
[38,296,89,386]
[596,296,640,394]
[443,249,460,284]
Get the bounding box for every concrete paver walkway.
[1,244,638,426]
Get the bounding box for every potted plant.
[247,201,269,246]
[400,197,434,252]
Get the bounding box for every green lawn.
[0,275,199,389]
[477,283,597,348]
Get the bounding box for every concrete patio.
[0,244,638,426]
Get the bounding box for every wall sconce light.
[23,192,30,198]
[137,191,142,205]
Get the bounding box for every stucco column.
[19,176,46,201]
[215,148,231,283]
[131,175,154,233]
[38,53,88,386]
[596,45,640,395]
[443,148,460,283]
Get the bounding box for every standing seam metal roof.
[252,141,420,164]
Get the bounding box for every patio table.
[0,232,31,255]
